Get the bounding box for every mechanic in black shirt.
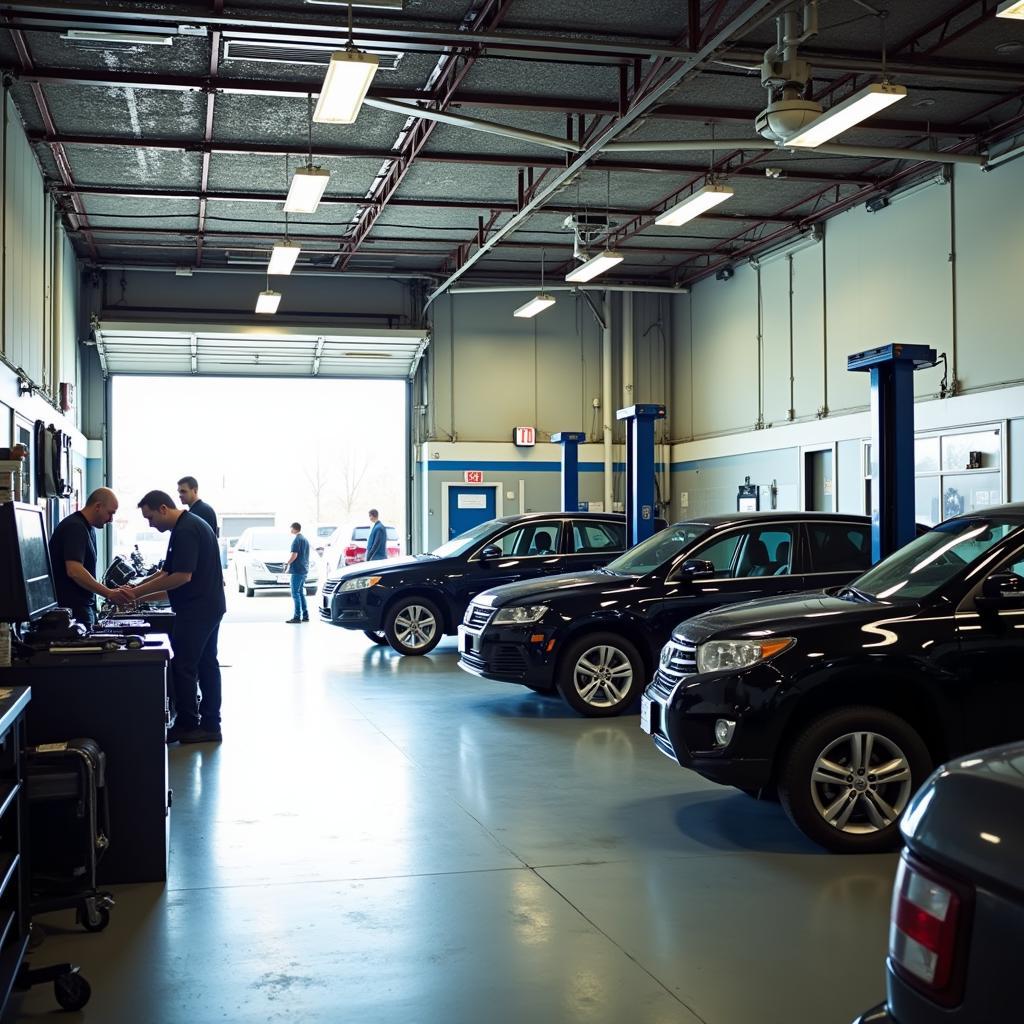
[48,487,128,626]
[125,490,227,745]
[176,475,219,536]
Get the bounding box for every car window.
[570,520,625,554]
[808,523,871,573]
[492,521,562,557]
[605,523,711,575]
[689,526,795,578]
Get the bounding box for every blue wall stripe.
[426,460,666,473]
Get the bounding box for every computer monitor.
[0,502,58,623]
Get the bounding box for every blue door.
[448,486,496,539]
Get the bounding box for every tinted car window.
[852,517,1021,602]
[571,521,625,553]
[808,522,871,572]
[690,533,741,573]
[605,523,711,575]
[690,526,795,578]
[432,519,501,558]
[493,521,562,556]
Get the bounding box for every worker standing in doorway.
[365,509,387,562]
[285,522,310,623]
[177,476,219,536]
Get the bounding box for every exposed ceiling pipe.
[449,284,689,295]
[92,263,436,280]
[603,138,986,165]
[362,97,582,153]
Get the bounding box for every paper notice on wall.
[679,492,689,509]
[587,501,604,513]
[458,494,488,509]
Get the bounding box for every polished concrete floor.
[12,589,897,1023]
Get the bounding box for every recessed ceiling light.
[995,39,1024,53]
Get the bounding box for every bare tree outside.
[335,445,371,519]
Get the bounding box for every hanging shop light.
[785,82,907,148]
[313,5,379,124]
[996,0,1024,17]
[655,182,734,227]
[515,250,556,318]
[256,270,282,314]
[268,241,301,275]
[565,250,624,283]
[285,96,331,213]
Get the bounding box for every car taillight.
[889,853,970,1006]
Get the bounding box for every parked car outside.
[642,504,1024,852]
[853,740,1024,1023]
[233,527,319,597]
[325,524,402,568]
[320,512,662,655]
[458,513,880,717]
[313,523,338,557]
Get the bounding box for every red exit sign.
[513,426,536,447]
[464,470,484,483]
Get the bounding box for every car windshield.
[250,531,293,551]
[604,523,712,575]
[430,519,501,558]
[849,516,1023,602]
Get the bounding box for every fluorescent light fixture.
[513,293,557,318]
[786,82,907,148]
[655,182,734,227]
[750,226,823,267]
[997,0,1024,17]
[268,241,302,275]
[284,166,330,213]
[255,290,282,314]
[305,0,404,7]
[62,29,173,45]
[565,250,624,283]
[313,50,380,124]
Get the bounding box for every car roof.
[490,511,628,525]
[670,511,872,529]
[949,502,1024,521]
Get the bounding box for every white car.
[233,527,319,597]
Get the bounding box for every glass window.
[808,523,871,573]
[687,526,795,578]
[942,430,1000,473]
[604,523,711,576]
[492,521,562,557]
[914,437,940,474]
[850,516,1023,603]
[915,478,941,527]
[691,533,742,573]
[431,519,500,558]
[571,521,625,553]
[942,473,1001,519]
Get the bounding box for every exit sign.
[513,426,536,447]
[464,470,484,484]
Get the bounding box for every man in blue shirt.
[285,522,310,624]
[365,508,387,562]
[124,490,226,744]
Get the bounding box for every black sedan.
[643,504,1024,852]
[319,512,651,655]
[854,741,1024,1023]
[458,512,879,716]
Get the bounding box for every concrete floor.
[12,588,897,1023]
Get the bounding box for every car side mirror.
[677,558,715,580]
[977,571,1024,609]
[479,544,502,562]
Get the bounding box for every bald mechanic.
[49,487,129,627]
[125,490,225,744]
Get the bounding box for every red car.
[328,525,401,569]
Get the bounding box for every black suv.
[319,512,654,655]
[643,504,1024,852]
[458,513,880,716]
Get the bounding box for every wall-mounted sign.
[464,470,484,484]
[458,494,488,509]
[513,426,536,447]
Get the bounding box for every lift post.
[848,343,937,562]
[616,404,666,547]
[551,431,587,512]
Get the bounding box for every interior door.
[448,485,496,539]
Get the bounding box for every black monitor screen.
[0,502,58,622]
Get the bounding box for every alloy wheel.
[810,730,914,834]
[393,604,437,650]
[571,644,634,708]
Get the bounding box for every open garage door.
[92,320,429,378]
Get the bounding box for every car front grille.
[462,645,527,677]
[264,561,286,574]
[322,578,341,596]
[465,604,493,629]
[649,639,697,700]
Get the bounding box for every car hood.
[328,553,423,580]
[475,570,626,607]
[902,741,1024,895]
[671,589,894,644]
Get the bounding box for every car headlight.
[696,637,795,673]
[251,561,265,572]
[339,575,382,592]
[491,604,548,625]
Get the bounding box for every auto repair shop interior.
[0,1,1023,1021]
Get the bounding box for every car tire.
[236,577,243,594]
[778,706,932,854]
[363,630,388,645]
[244,573,255,598]
[384,597,443,656]
[556,632,643,717]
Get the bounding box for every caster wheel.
[81,905,110,933]
[54,971,91,1011]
